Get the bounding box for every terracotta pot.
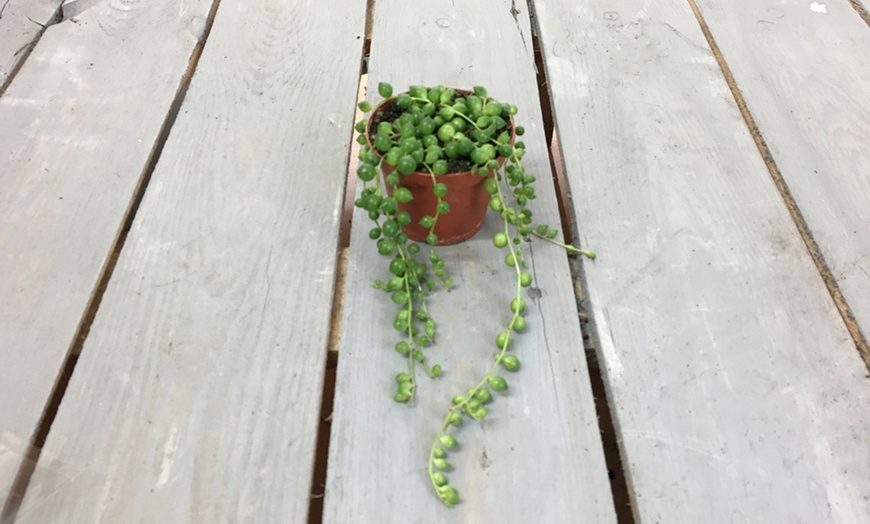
[366,91,513,246]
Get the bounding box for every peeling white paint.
[810,2,828,14]
[188,15,207,42]
[155,426,180,489]
[595,310,623,381]
[546,57,590,99]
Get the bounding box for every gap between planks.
[685,0,870,373]
[307,12,372,520]
[848,0,870,27]
[0,1,224,522]
[0,2,63,96]
[527,3,636,518]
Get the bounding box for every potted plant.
[353,82,595,507]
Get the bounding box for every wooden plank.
[60,0,101,21]
[532,0,870,521]
[14,0,365,521]
[694,0,870,366]
[0,0,211,510]
[0,0,61,89]
[324,1,616,521]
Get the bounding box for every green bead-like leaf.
[510,298,526,313]
[394,187,414,203]
[378,82,393,98]
[398,155,417,175]
[377,239,396,256]
[385,148,401,166]
[390,291,408,305]
[409,85,427,98]
[433,159,448,175]
[433,458,451,470]
[489,196,503,212]
[439,435,458,448]
[475,388,493,404]
[441,486,460,507]
[502,355,520,372]
[385,277,402,291]
[480,179,495,197]
[520,272,533,287]
[389,258,406,276]
[374,133,392,152]
[396,93,412,109]
[432,472,448,487]
[489,375,508,392]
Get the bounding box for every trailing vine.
[353,82,594,507]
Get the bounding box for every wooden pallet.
[1,0,868,522]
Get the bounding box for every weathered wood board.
[695,0,870,365]
[533,0,870,521]
[13,0,365,521]
[324,1,617,521]
[0,0,211,510]
[60,0,100,21]
[0,0,62,88]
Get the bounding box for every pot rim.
[363,87,515,179]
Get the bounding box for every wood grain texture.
[324,1,616,521]
[533,0,870,521]
[0,0,210,510]
[14,0,365,521]
[0,0,61,88]
[60,0,102,21]
[694,0,870,365]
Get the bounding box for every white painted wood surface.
[14,0,365,521]
[60,0,100,21]
[533,0,870,521]
[0,0,61,88]
[324,1,616,521]
[0,0,210,510]
[694,0,870,363]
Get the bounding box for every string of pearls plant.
[354,82,594,507]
